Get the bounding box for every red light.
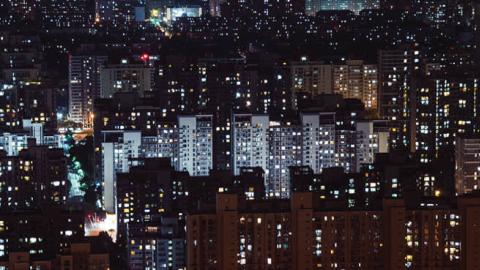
[140,54,149,61]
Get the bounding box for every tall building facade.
[178,115,213,176]
[97,0,139,27]
[99,113,387,200]
[333,60,378,110]
[267,121,302,198]
[101,130,142,213]
[100,61,154,98]
[232,114,269,176]
[378,48,421,149]
[0,127,64,156]
[187,193,480,270]
[0,145,69,209]
[125,220,186,270]
[58,243,110,270]
[69,55,107,128]
[0,208,86,260]
[301,112,336,174]
[355,121,389,171]
[291,60,333,97]
[455,137,480,195]
[41,0,93,29]
[412,75,480,163]
[141,123,178,164]
[305,0,322,16]
[116,159,176,237]
[292,59,378,110]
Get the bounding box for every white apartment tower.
[178,115,213,176]
[102,131,142,213]
[232,114,269,176]
[301,112,336,173]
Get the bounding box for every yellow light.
[435,190,441,197]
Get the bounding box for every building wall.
[292,60,378,110]
[68,55,107,128]
[178,115,213,176]
[100,64,154,98]
[267,123,302,198]
[101,131,142,213]
[232,114,269,176]
[187,193,480,270]
[301,113,336,173]
[455,137,480,195]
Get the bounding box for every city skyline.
[0,0,480,269]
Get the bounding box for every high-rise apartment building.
[97,0,139,27]
[355,121,389,171]
[410,0,458,28]
[58,243,110,270]
[126,220,186,270]
[232,114,269,176]
[267,121,302,198]
[2,0,37,22]
[101,130,142,213]
[0,124,64,156]
[178,115,213,176]
[99,113,388,200]
[69,55,107,128]
[292,59,378,110]
[335,128,357,172]
[455,137,480,195]
[0,85,19,132]
[141,123,179,164]
[378,49,414,119]
[305,0,322,16]
[291,60,333,97]
[333,60,378,109]
[0,208,86,260]
[187,192,480,270]
[41,0,93,29]
[379,0,412,10]
[16,86,57,130]
[301,112,336,174]
[100,60,154,98]
[0,145,68,209]
[378,48,421,149]
[116,159,176,238]
[0,84,59,134]
[412,75,479,163]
